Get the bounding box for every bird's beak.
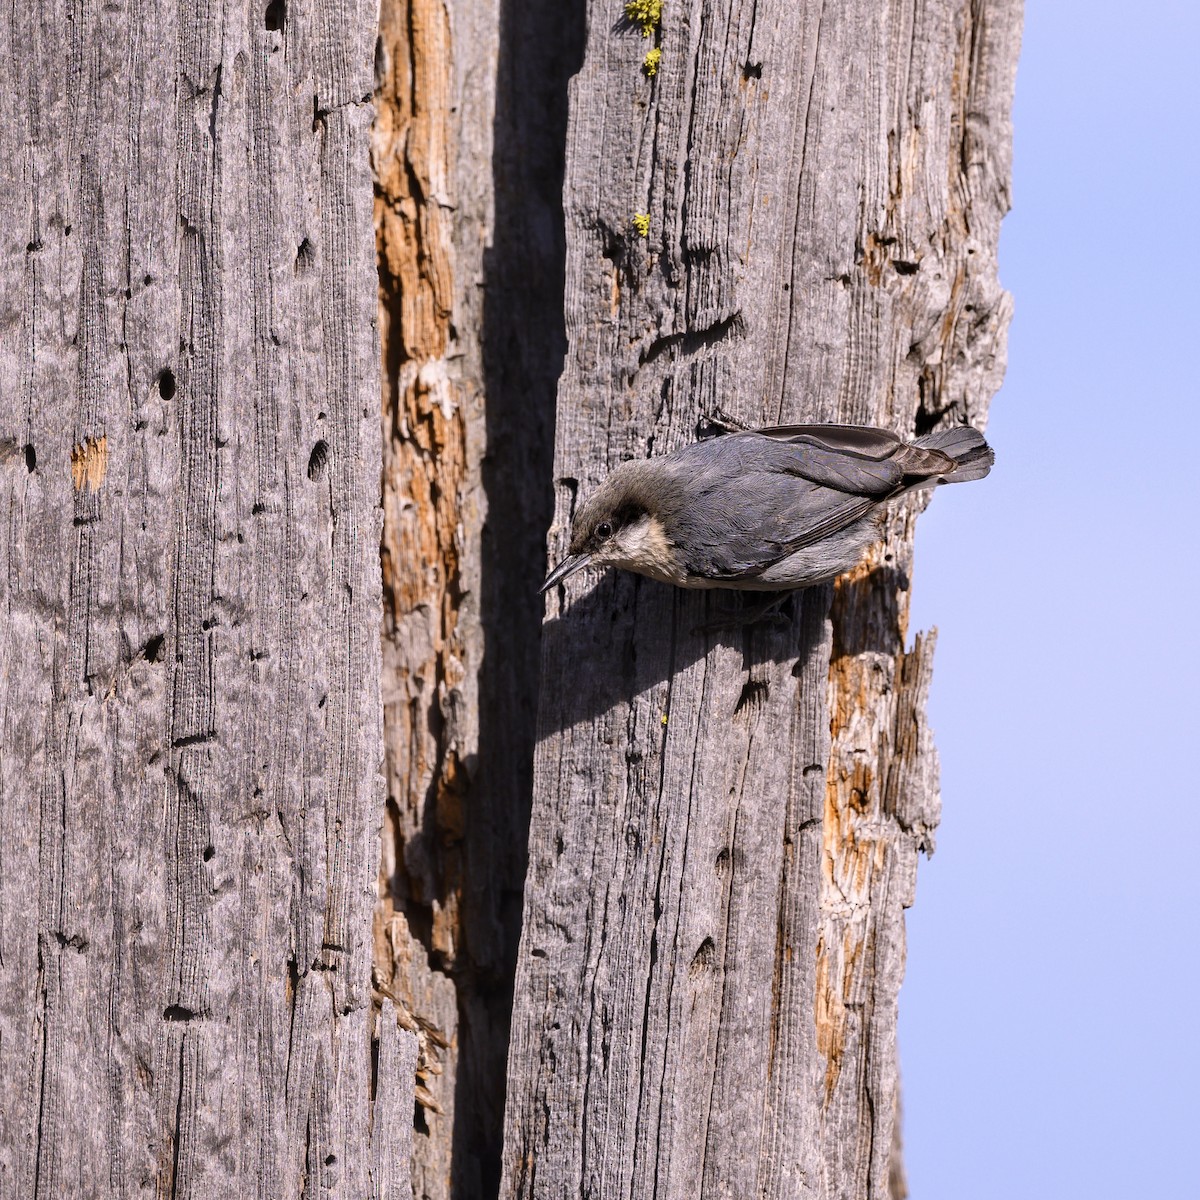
[540,551,593,594]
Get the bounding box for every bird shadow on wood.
[534,573,845,736]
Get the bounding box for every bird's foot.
[695,409,751,439]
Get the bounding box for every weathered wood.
[373,1003,422,1199]
[0,1,405,1195]
[371,0,583,1195]
[501,2,1020,1197]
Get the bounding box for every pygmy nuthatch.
[541,423,993,593]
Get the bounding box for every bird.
[540,423,993,594]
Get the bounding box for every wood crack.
[638,310,746,369]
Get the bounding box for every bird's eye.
[596,521,613,540]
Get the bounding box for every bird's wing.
[675,465,879,580]
[754,423,961,489]
[665,431,923,580]
[754,423,904,459]
[745,425,908,494]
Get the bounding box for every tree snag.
[500,2,1021,1197]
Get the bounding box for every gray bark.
[501,2,1021,1198]
[0,2,412,1196]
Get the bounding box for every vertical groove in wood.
[500,1,1021,1197]
[0,2,400,1195]
[371,0,585,1195]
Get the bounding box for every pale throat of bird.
[603,513,687,586]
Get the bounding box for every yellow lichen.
[632,212,650,238]
[643,47,662,76]
[624,0,663,37]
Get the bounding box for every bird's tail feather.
[913,426,994,483]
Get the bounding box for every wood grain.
[0,1,410,1194]
[500,1,1021,1196]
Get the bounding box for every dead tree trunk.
[0,2,412,1196]
[501,2,1020,1198]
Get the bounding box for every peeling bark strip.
[373,9,474,1190]
[371,0,583,1195]
[0,2,406,1196]
[372,1,480,1195]
[501,1,1020,1198]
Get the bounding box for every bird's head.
[540,462,683,592]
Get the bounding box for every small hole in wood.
[158,368,176,401]
[307,439,330,480]
[202,845,215,862]
[689,936,717,977]
[374,35,386,85]
[734,677,769,716]
[23,445,36,473]
[143,635,165,663]
[296,236,316,273]
[264,0,286,31]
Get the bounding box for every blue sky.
[901,3,1200,1196]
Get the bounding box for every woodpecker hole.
[307,439,330,480]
